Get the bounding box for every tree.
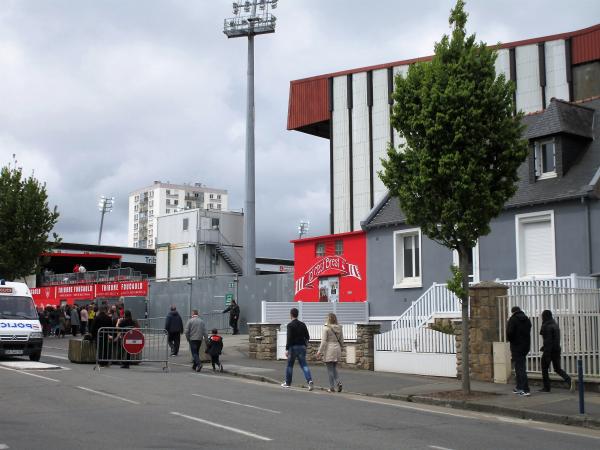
[380,0,528,394]
[0,156,60,281]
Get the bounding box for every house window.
[166,209,171,214]
[134,223,138,230]
[211,218,220,229]
[149,210,154,217]
[208,203,213,209]
[217,204,221,210]
[182,253,189,266]
[452,243,480,283]
[183,218,189,231]
[149,200,153,207]
[166,189,170,195]
[134,205,138,212]
[149,191,154,197]
[134,195,139,202]
[534,140,556,179]
[516,211,556,278]
[393,228,422,288]
[217,194,221,200]
[210,194,214,199]
[335,240,343,255]
[174,199,178,205]
[316,242,325,257]
[134,214,138,221]
[186,201,192,209]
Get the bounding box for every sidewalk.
[203,334,600,430]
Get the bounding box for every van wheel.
[29,352,41,362]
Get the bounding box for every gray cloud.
[1,0,599,259]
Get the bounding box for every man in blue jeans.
[282,307,314,391]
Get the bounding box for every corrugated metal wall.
[572,26,600,65]
[287,78,329,130]
[333,76,350,233]
[516,44,544,113]
[544,40,570,102]
[352,72,370,229]
[371,69,391,206]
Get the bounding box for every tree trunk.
[458,244,471,394]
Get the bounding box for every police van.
[0,280,43,361]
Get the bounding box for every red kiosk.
[291,231,366,303]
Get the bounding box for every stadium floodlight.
[298,220,310,239]
[98,195,115,245]
[223,0,280,276]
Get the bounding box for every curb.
[223,367,600,431]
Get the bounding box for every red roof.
[288,23,600,134]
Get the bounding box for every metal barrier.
[139,312,231,334]
[95,327,169,371]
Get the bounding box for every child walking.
[205,329,224,372]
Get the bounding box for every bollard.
[578,359,585,415]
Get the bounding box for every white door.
[318,277,340,302]
[520,219,554,277]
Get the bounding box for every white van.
[0,280,43,361]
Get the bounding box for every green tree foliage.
[0,156,60,280]
[380,1,528,393]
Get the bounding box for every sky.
[1,0,599,259]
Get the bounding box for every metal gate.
[95,327,169,371]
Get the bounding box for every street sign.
[225,293,234,305]
[122,329,145,355]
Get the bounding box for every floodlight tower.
[98,195,114,245]
[224,0,279,276]
[298,220,310,239]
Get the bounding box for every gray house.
[362,98,600,318]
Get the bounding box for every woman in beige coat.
[317,313,344,392]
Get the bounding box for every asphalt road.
[1,343,600,450]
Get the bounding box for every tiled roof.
[363,98,600,230]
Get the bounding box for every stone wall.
[248,322,380,371]
[455,281,508,382]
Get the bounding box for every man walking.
[539,310,573,392]
[507,306,532,396]
[164,305,184,356]
[184,309,208,372]
[281,307,313,391]
[222,299,240,335]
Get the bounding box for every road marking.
[43,354,69,361]
[191,393,280,414]
[429,446,455,450]
[170,412,272,441]
[76,386,140,405]
[531,426,600,441]
[0,444,9,449]
[0,365,60,382]
[351,397,480,420]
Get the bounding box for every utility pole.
[223,0,279,276]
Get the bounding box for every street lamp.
[298,220,310,239]
[223,0,279,277]
[98,195,114,245]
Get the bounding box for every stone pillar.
[248,323,280,360]
[456,281,508,382]
[356,323,380,370]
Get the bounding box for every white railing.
[375,327,456,353]
[262,301,369,325]
[305,324,358,342]
[498,288,600,378]
[391,274,597,331]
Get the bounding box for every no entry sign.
[122,329,145,354]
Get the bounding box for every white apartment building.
[128,181,228,249]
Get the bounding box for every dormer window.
[534,140,556,179]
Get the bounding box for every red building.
[291,231,366,302]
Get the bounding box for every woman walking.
[317,313,344,393]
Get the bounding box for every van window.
[0,295,38,320]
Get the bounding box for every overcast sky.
[1,0,599,259]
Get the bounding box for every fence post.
[578,359,585,414]
[412,301,417,352]
[261,301,267,323]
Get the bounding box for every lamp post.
[223,0,279,277]
[98,195,114,245]
[298,220,310,239]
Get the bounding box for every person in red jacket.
[205,329,224,372]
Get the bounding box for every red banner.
[31,281,148,306]
[294,255,362,294]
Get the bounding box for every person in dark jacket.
[506,306,532,396]
[539,310,572,392]
[91,306,114,366]
[164,306,184,356]
[282,307,313,390]
[116,310,137,369]
[222,300,240,335]
[205,328,224,372]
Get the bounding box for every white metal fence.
[498,288,600,378]
[375,327,456,353]
[262,301,368,325]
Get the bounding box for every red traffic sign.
[122,329,145,354]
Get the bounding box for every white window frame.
[515,210,556,279]
[393,228,422,289]
[452,242,480,283]
[534,139,557,180]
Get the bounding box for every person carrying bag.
[317,313,344,393]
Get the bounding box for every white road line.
[531,426,600,441]
[351,397,480,420]
[0,365,60,382]
[43,354,69,361]
[429,446,455,450]
[0,443,9,449]
[170,412,272,442]
[191,393,281,414]
[76,386,140,405]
